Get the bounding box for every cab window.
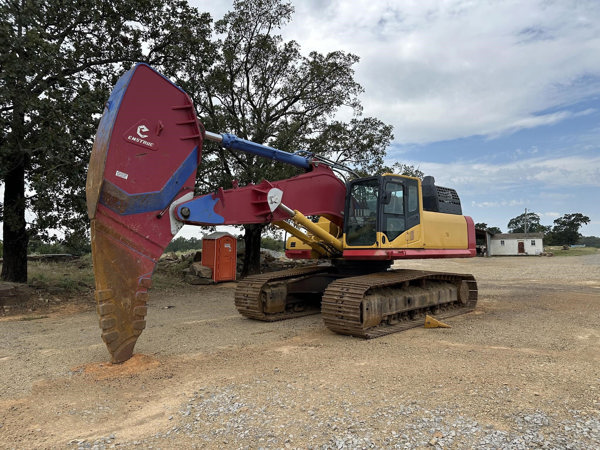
[383,181,405,241]
[346,179,379,246]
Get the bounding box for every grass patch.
[3,251,195,302]
[544,246,600,257]
[27,254,95,296]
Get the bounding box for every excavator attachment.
[86,64,202,362]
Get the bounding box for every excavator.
[86,64,478,363]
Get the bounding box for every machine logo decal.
[136,125,149,138]
[124,120,159,150]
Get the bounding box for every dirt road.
[1,254,599,448]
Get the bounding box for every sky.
[186,0,600,237]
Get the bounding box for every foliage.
[261,236,284,252]
[310,118,394,179]
[27,239,65,255]
[578,235,600,248]
[165,237,203,253]
[543,246,599,257]
[373,162,423,179]
[27,237,90,255]
[474,223,502,235]
[507,212,550,234]
[544,213,590,246]
[0,0,213,282]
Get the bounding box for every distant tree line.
[506,212,590,246]
[261,236,285,252]
[476,212,595,247]
[578,236,600,248]
[165,237,203,253]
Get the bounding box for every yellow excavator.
[87,64,477,363]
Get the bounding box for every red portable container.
[201,232,237,282]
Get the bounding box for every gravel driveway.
[0,253,599,449]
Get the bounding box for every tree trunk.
[241,223,263,277]
[1,151,28,283]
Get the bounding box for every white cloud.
[394,154,600,190]
[187,1,600,143]
[471,200,525,208]
[283,0,600,143]
[542,212,561,218]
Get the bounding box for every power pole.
[524,208,528,235]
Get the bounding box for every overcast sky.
[188,0,600,237]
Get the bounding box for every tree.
[0,0,212,282]
[261,236,285,252]
[374,162,423,179]
[165,237,204,253]
[578,235,600,248]
[475,223,502,234]
[173,0,393,276]
[507,212,549,234]
[309,118,394,179]
[545,213,590,246]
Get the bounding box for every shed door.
[518,241,525,254]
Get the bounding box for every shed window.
[531,240,536,246]
[500,240,505,246]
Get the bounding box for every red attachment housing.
[86,64,202,363]
[176,164,347,227]
[87,64,202,262]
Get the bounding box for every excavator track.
[321,269,477,338]
[234,265,334,321]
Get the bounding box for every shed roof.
[491,232,544,240]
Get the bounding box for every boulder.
[183,262,214,285]
[190,262,212,278]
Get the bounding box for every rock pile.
[158,249,315,285]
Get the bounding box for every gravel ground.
[1,253,599,449]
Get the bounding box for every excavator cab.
[344,175,421,248]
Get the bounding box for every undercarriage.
[234,263,478,337]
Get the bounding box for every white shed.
[489,233,544,256]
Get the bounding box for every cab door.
[345,178,380,247]
[380,176,420,245]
